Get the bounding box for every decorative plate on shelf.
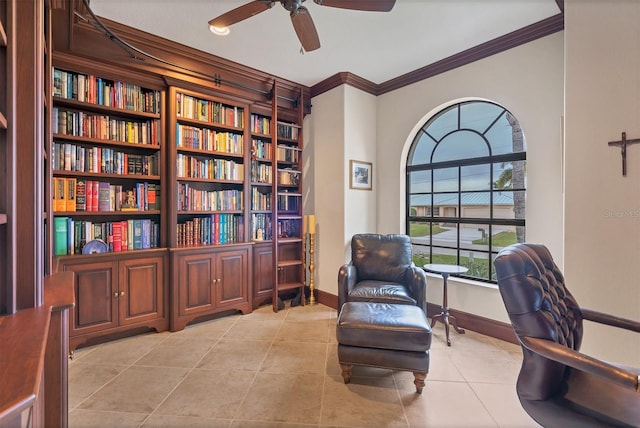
[82,239,108,254]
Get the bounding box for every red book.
[91,180,99,212]
[112,222,122,252]
[76,179,86,211]
[120,220,128,251]
[86,180,94,212]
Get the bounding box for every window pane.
[459,223,490,251]
[409,196,432,217]
[433,130,488,162]
[431,245,458,264]
[409,170,431,192]
[434,192,459,218]
[460,102,504,133]
[493,160,526,189]
[425,106,458,141]
[408,132,436,165]
[485,113,526,155]
[460,248,491,281]
[461,164,490,191]
[460,192,491,219]
[492,190,525,220]
[433,168,458,192]
[491,225,523,251]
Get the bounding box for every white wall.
[376,33,564,322]
[309,85,378,296]
[564,0,640,366]
[309,87,346,293]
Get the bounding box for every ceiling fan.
[208,0,396,52]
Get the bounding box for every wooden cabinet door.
[62,260,118,336]
[118,255,165,326]
[252,243,273,307]
[215,248,248,308]
[177,252,215,317]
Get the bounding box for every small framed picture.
[349,160,372,190]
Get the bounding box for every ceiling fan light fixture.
[209,25,230,36]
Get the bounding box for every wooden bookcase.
[167,86,252,331]
[251,83,305,311]
[51,57,169,352]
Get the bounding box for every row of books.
[277,194,300,212]
[251,162,272,184]
[278,169,301,186]
[251,139,272,160]
[176,155,244,181]
[251,188,271,211]
[53,108,161,146]
[176,214,244,247]
[53,142,159,176]
[176,124,243,154]
[276,145,300,163]
[250,114,270,135]
[175,93,244,127]
[276,122,299,140]
[177,184,243,212]
[53,178,160,212]
[251,213,272,241]
[54,217,160,256]
[53,68,162,114]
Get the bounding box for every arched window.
[406,100,526,282]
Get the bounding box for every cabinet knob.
[113,292,119,297]
[120,291,125,297]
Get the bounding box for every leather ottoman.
[336,301,432,393]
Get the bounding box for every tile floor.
[68,303,540,427]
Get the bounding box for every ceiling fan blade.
[291,6,321,52]
[313,0,396,12]
[208,1,273,27]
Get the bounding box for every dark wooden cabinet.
[252,241,273,309]
[172,245,251,331]
[57,251,168,353]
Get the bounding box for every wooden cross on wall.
[608,132,640,176]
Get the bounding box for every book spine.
[54,217,68,256]
[65,178,77,212]
[76,179,86,211]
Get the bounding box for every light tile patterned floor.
[68,303,540,427]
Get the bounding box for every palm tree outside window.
[406,100,526,282]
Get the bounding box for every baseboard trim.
[427,303,517,344]
[316,291,517,345]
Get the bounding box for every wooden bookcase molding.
[51,4,309,116]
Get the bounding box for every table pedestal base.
[430,310,465,346]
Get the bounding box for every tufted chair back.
[351,233,412,283]
[494,243,584,400]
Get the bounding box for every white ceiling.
[89,0,561,87]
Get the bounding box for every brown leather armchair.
[494,243,640,427]
[338,233,427,313]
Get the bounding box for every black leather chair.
[338,233,427,313]
[494,243,640,427]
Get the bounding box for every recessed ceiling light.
[209,25,230,36]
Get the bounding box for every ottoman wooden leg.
[340,364,353,384]
[413,371,427,394]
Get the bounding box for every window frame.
[405,100,526,283]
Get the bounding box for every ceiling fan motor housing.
[281,0,304,13]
